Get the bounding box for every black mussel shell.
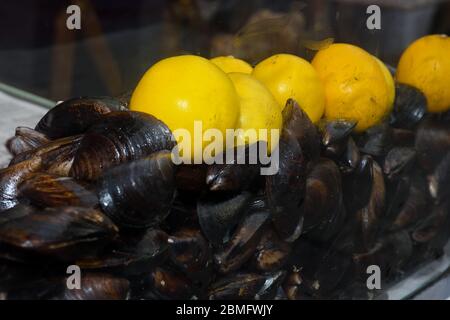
[412,201,450,244]
[197,191,252,246]
[428,151,450,203]
[252,227,291,272]
[318,119,357,149]
[175,164,207,193]
[338,137,361,174]
[77,229,169,277]
[145,266,196,299]
[6,127,50,157]
[415,115,450,173]
[302,158,344,235]
[98,150,176,228]
[55,273,130,300]
[35,96,126,139]
[208,271,285,300]
[214,210,270,274]
[383,147,416,180]
[70,111,175,181]
[18,173,98,208]
[0,157,41,212]
[356,122,393,157]
[168,228,211,276]
[343,155,374,215]
[205,142,264,192]
[0,204,118,260]
[354,160,385,250]
[282,99,321,163]
[390,83,427,129]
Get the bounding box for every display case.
[0,0,450,300]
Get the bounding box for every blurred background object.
[0,0,449,101]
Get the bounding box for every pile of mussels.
[0,84,449,300]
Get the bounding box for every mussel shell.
[35,96,126,139]
[214,210,270,274]
[428,151,450,203]
[175,164,207,193]
[197,191,252,246]
[146,267,196,299]
[356,122,393,157]
[55,273,130,300]
[383,147,416,180]
[205,142,263,192]
[0,204,118,260]
[168,228,211,276]
[77,229,169,276]
[71,111,175,181]
[415,115,450,173]
[343,155,374,215]
[252,227,291,272]
[318,119,356,148]
[390,83,427,129]
[208,271,285,300]
[6,127,50,157]
[18,173,98,208]
[98,150,176,228]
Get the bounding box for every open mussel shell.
[0,204,118,260]
[205,142,264,192]
[70,111,175,181]
[35,96,126,139]
[214,209,270,274]
[54,273,130,300]
[251,227,291,272]
[6,127,50,157]
[415,115,450,173]
[18,173,98,208]
[197,191,252,246]
[98,150,176,228]
[77,229,169,277]
[208,270,285,300]
[168,228,211,276]
[390,83,427,129]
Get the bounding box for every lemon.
[210,56,253,74]
[252,53,325,123]
[374,56,395,110]
[228,72,282,151]
[130,55,239,160]
[397,34,450,113]
[311,44,391,132]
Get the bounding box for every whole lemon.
[252,54,325,123]
[397,34,450,113]
[312,44,391,132]
[130,55,239,160]
[228,72,282,151]
[210,56,253,74]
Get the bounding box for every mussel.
[35,96,126,139]
[0,204,118,260]
[55,273,130,300]
[145,266,196,299]
[356,122,393,157]
[18,173,98,208]
[6,127,50,157]
[70,111,175,181]
[251,227,291,272]
[390,83,427,129]
[98,150,176,228]
[383,147,416,180]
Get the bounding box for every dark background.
[0,0,449,102]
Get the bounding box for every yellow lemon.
[228,72,282,151]
[210,56,253,74]
[374,56,395,110]
[130,55,239,160]
[397,34,450,113]
[311,44,391,132]
[252,53,325,123]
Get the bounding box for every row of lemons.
[130,34,450,155]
